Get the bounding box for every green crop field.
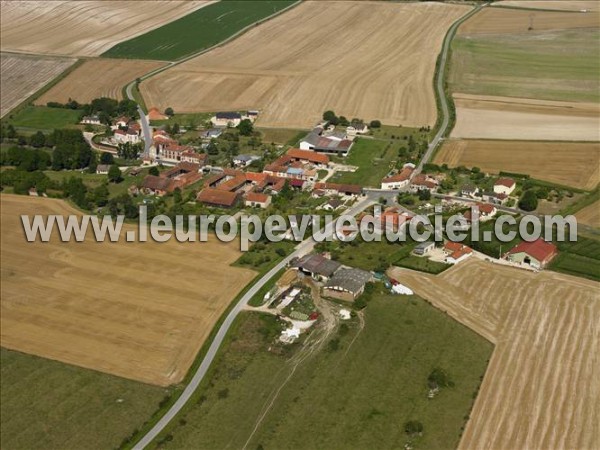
[149,291,492,449]
[4,106,82,132]
[450,28,600,102]
[551,235,600,281]
[103,1,297,61]
[1,348,168,450]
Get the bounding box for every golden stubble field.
[575,200,600,228]
[36,58,166,105]
[388,258,600,450]
[451,94,600,142]
[0,52,76,117]
[0,1,209,57]
[496,1,599,13]
[0,195,256,386]
[435,138,600,190]
[141,1,469,129]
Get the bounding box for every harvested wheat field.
[0,1,209,57]
[451,94,600,141]
[497,1,599,12]
[388,259,600,450]
[141,1,469,129]
[0,52,76,117]
[0,195,255,386]
[36,58,166,105]
[576,200,600,228]
[435,138,600,190]
[457,6,599,35]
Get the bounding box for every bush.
[518,189,538,211]
[404,420,424,436]
[369,120,381,128]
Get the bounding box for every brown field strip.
[457,6,600,35]
[36,58,166,105]
[0,52,76,117]
[451,94,600,142]
[575,200,600,228]
[0,1,209,57]
[388,259,600,450]
[0,195,255,386]
[496,1,600,12]
[141,1,469,129]
[434,138,600,190]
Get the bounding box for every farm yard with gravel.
[35,58,166,105]
[388,258,600,450]
[434,139,600,190]
[0,52,75,117]
[140,1,468,129]
[0,1,209,57]
[0,195,256,387]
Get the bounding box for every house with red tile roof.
[245,192,272,208]
[148,107,168,121]
[494,177,516,196]
[381,167,413,190]
[506,238,558,269]
[464,203,497,223]
[443,241,473,264]
[197,189,240,208]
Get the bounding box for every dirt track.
[496,1,599,12]
[0,195,255,386]
[388,259,600,450]
[36,58,166,105]
[435,138,600,190]
[141,1,468,129]
[0,1,208,57]
[0,52,75,117]
[451,94,600,142]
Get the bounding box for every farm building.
[81,115,101,125]
[322,198,343,212]
[299,127,353,156]
[196,189,240,208]
[245,192,271,209]
[494,178,516,196]
[292,253,342,282]
[381,167,413,190]
[345,121,369,137]
[444,241,473,264]
[211,112,242,127]
[323,268,372,302]
[141,175,171,196]
[313,182,362,197]
[202,128,223,139]
[506,239,558,269]
[233,154,260,167]
[414,241,435,256]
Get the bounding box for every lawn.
[44,168,147,198]
[333,138,394,187]
[450,28,600,103]
[258,127,306,145]
[0,348,168,450]
[149,291,493,449]
[103,1,297,61]
[4,106,82,132]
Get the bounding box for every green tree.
[100,152,114,165]
[518,189,538,211]
[92,184,110,207]
[369,120,381,128]
[237,119,254,136]
[108,164,122,183]
[149,166,159,176]
[323,110,338,125]
[164,107,174,117]
[28,131,46,148]
[418,189,431,201]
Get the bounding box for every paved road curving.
[131,5,482,449]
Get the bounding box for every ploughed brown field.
[0,195,255,386]
[36,58,166,105]
[434,138,600,190]
[388,259,600,450]
[451,94,600,142]
[575,200,600,228]
[141,1,469,129]
[457,5,600,35]
[0,52,75,117]
[0,1,209,57]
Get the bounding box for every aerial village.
[76,106,562,344]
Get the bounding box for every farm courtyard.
[0,195,256,386]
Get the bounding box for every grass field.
[0,195,256,386]
[434,139,600,190]
[450,28,600,103]
[36,58,166,105]
[333,138,393,187]
[141,1,469,128]
[0,52,76,118]
[4,106,82,131]
[389,258,600,450]
[103,1,296,61]
[0,1,208,57]
[149,293,492,449]
[258,127,306,145]
[551,235,600,281]
[1,348,168,450]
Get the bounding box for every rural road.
[132,5,481,449]
[133,196,374,449]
